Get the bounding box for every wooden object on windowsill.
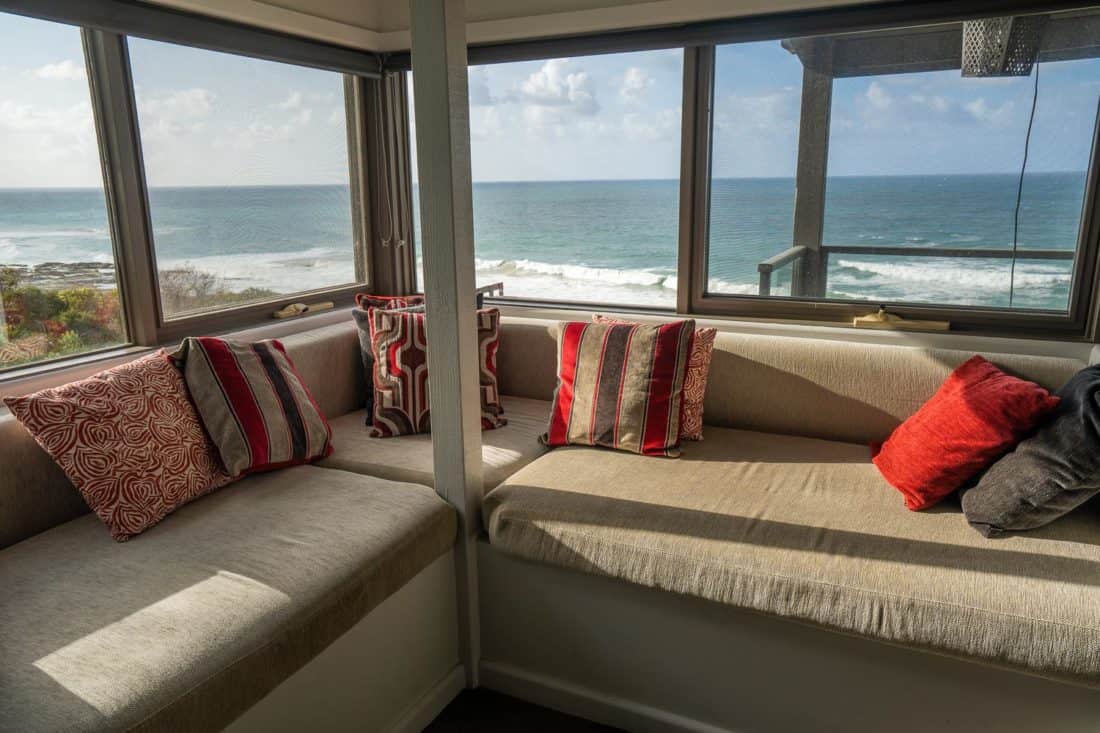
[853,306,950,332]
[273,301,335,319]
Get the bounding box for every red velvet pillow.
[872,355,1060,511]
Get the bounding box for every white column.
[409,0,483,688]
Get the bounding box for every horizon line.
[0,170,1087,191]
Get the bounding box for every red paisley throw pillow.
[3,351,233,541]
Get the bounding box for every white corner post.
[409,0,483,689]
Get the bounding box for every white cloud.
[965,97,1015,126]
[619,67,654,103]
[138,88,214,140]
[468,67,494,106]
[218,107,314,151]
[0,98,100,184]
[715,89,799,133]
[327,107,344,126]
[276,91,303,110]
[471,105,503,140]
[33,60,85,82]
[622,108,679,141]
[909,93,950,113]
[865,81,892,111]
[517,59,599,115]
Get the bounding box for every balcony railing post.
[791,39,834,298]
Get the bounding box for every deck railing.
[756,245,1076,297]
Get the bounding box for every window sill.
[0,305,354,399]
[489,298,1097,363]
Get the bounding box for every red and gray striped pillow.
[593,314,716,441]
[542,320,695,457]
[172,337,333,476]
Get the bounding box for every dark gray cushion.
[351,307,376,419]
[961,365,1100,537]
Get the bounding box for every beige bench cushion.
[0,415,86,551]
[1,465,456,733]
[321,396,551,489]
[484,430,1100,687]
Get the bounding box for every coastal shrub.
[158,266,278,315]
[1,268,123,367]
[1,264,278,367]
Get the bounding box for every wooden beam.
[408,0,483,689]
[791,40,833,298]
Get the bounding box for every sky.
[3,10,1100,188]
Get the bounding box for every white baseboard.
[385,665,466,733]
[481,661,733,733]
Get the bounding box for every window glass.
[410,50,684,306]
[707,13,1100,312]
[0,14,125,369]
[708,41,803,297]
[129,39,356,318]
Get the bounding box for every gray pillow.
[961,365,1100,537]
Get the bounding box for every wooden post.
[791,40,834,298]
[409,0,483,688]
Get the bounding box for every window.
[0,14,125,370]
[410,50,684,307]
[707,41,803,298]
[703,10,1100,324]
[129,40,357,319]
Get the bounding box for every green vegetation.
[0,267,123,368]
[0,265,279,369]
[157,267,278,317]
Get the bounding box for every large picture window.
[0,14,125,370]
[129,40,357,318]
[703,10,1100,324]
[410,49,684,307]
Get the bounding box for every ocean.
[0,173,1087,312]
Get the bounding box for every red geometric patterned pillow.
[3,351,233,541]
[368,306,506,437]
[355,293,424,310]
[171,337,334,476]
[594,314,716,441]
[543,320,695,457]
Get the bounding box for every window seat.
[483,427,1100,688]
[320,396,552,490]
[0,465,456,732]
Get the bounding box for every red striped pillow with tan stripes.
[172,337,333,477]
[542,320,695,457]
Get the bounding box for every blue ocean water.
[0,173,1087,311]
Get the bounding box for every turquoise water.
[415,172,1084,309]
[0,173,1088,310]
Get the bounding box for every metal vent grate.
[962,15,1048,77]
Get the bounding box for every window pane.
[0,14,125,370]
[410,50,684,306]
[707,12,1100,313]
[708,41,803,297]
[129,40,356,318]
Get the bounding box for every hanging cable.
[1009,61,1041,308]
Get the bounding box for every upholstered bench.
[483,428,1100,686]
[0,463,455,732]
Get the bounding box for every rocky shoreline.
[1,262,120,290]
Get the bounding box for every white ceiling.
[147,0,881,53]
